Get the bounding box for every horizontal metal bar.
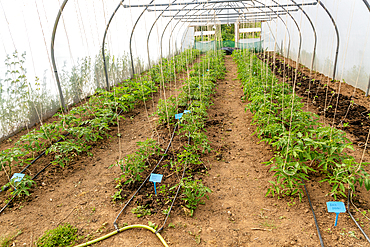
[177,13,286,20]
[121,0,252,8]
[186,17,277,24]
[147,2,317,12]
[170,11,295,19]
[162,9,297,17]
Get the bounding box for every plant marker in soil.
[175,113,183,120]
[326,201,346,226]
[149,173,163,195]
[10,173,25,190]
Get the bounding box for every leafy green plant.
[233,50,370,200]
[114,138,161,185]
[180,178,212,217]
[148,221,158,230]
[9,175,35,197]
[36,223,78,247]
[131,205,151,218]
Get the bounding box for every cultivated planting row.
[0,49,200,203]
[233,50,370,200]
[112,50,226,218]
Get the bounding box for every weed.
[131,205,151,218]
[36,223,78,247]
[148,221,158,230]
[0,230,22,247]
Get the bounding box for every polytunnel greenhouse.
[1,0,370,246]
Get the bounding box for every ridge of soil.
[0,56,369,246]
[260,53,370,147]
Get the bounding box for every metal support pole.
[362,0,370,11]
[270,0,302,64]
[362,0,370,96]
[161,3,212,59]
[290,0,317,71]
[51,0,68,112]
[102,0,127,91]
[253,0,291,58]
[129,0,155,77]
[122,0,253,8]
[147,0,178,69]
[316,0,339,82]
[146,2,317,12]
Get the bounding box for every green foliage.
[115,139,161,185]
[221,24,235,41]
[0,230,22,247]
[131,205,151,218]
[180,178,212,217]
[155,96,178,125]
[36,223,78,247]
[111,50,222,220]
[233,50,370,200]
[10,174,35,197]
[0,50,197,205]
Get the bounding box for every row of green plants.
[113,50,226,217]
[233,50,370,200]
[0,49,200,202]
[149,49,200,86]
[0,50,137,142]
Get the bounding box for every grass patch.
[0,230,22,247]
[36,223,78,247]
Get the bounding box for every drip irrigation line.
[347,189,370,243]
[74,224,168,247]
[113,122,179,231]
[0,103,127,214]
[156,135,191,234]
[0,157,57,214]
[302,179,325,247]
[0,133,69,193]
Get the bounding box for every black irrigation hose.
[0,133,70,193]
[113,122,179,232]
[0,107,126,214]
[0,160,54,214]
[302,179,325,247]
[347,189,370,243]
[156,134,190,234]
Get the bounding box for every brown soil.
[1,56,370,247]
[260,53,370,147]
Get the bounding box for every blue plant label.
[149,173,163,183]
[327,201,346,213]
[11,173,25,184]
[184,110,191,114]
[326,201,346,226]
[175,113,183,120]
[150,173,163,195]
